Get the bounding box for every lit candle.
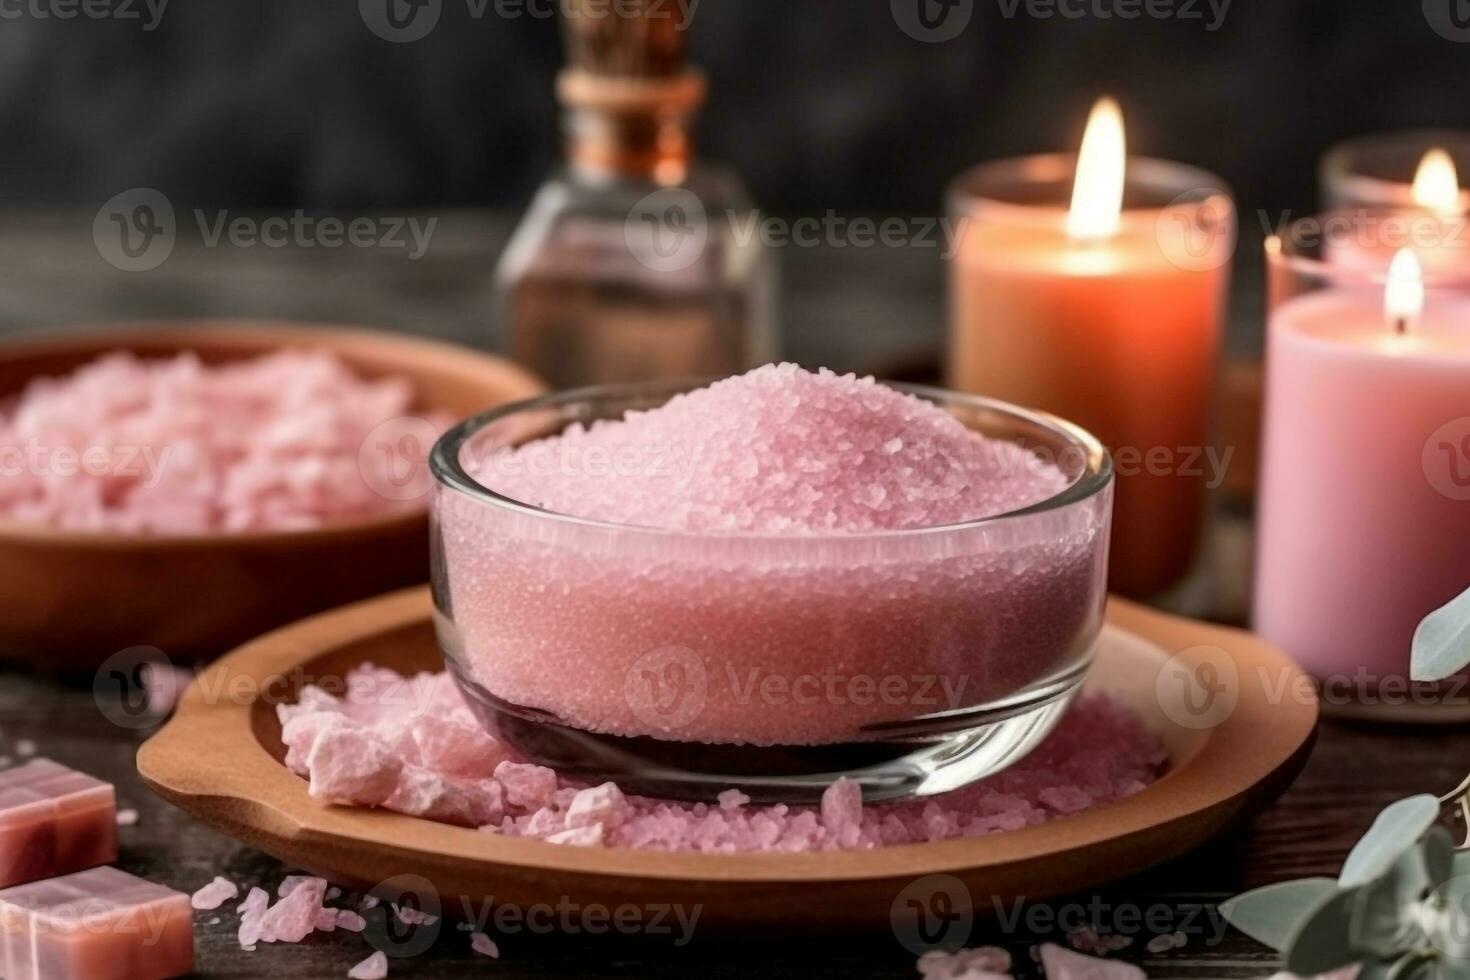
[947,99,1234,599]
[1255,244,1470,707]
[1324,148,1470,278]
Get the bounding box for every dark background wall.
[0,0,1465,216]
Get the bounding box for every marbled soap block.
[0,759,117,887]
[0,866,193,980]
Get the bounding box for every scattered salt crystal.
[717,789,750,810]
[917,946,1012,979]
[0,349,444,534]
[819,778,864,846]
[13,740,35,758]
[326,886,341,900]
[191,876,240,910]
[469,930,500,958]
[336,910,367,932]
[392,903,439,926]
[348,951,389,979]
[115,807,139,826]
[1038,943,1145,980]
[142,663,195,716]
[359,895,381,910]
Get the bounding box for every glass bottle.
[494,69,776,390]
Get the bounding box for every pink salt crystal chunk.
[189,876,238,911]
[545,823,606,847]
[494,762,558,811]
[409,712,511,779]
[1038,943,1145,980]
[564,783,629,830]
[304,726,403,806]
[918,946,1013,979]
[819,778,864,844]
[383,766,503,827]
[0,758,117,887]
[470,930,500,958]
[336,909,367,932]
[0,866,193,980]
[348,950,390,979]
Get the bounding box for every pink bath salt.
[0,349,444,534]
[545,823,605,847]
[315,907,340,932]
[304,726,403,807]
[564,783,630,831]
[479,364,1068,534]
[918,946,1013,979]
[444,365,1104,746]
[470,930,500,958]
[336,909,367,932]
[384,767,503,827]
[408,712,512,779]
[348,950,389,979]
[819,778,863,846]
[392,903,439,926]
[254,876,327,944]
[116,808,139,827]
[189,876,239,911]
[494,762,559,811]
[1038,943,1145,980]
[0,866,194,980]
[717,789,750,810]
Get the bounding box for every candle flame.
[1384,247,1425,334]
[1066,97,1126,241]
[1412,148,1461,215]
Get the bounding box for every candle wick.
[1396,316,1409,336]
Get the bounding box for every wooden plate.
[137,587,1317,932]
[0,322,542,668]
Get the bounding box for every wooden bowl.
[0,322,543,670]
[138,588,1318,933]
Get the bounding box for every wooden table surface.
[0,211,1403,979]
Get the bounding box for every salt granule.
[190,875,239,910]
[282,665,1167,855]
[0,349,441,533]
[918,946,1012,979]
[348,951,389,979]
[444,364,1106,745]
[469,931,500,958]
[1038,943,1146,980]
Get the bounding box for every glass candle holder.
[1320,129,1470,211]
[1255,213,1470,720]
[430,381,1113,802]
[946,153,1233,601]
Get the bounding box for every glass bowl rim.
[1265,207,1470,286]
[429,377,1114,544]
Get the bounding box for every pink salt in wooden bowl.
[137,586,1318,933]
[0,322,543,670]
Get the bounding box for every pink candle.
[1255,247,1470,694]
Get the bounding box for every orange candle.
[947,99,1234,598]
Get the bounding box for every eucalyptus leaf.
[1220,878,1339,951]
[1341,796,1443,887]
[1285,888,1366,977]
[1424,826,1456,888]
[1412,584,1470,682]
[1354,847,1431,957]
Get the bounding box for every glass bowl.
[430,380,1113,802]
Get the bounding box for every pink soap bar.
[0,866,193,980]
[0,759,117,888]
